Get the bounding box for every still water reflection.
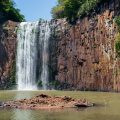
[0,90,120,120]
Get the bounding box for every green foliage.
[115,40,120,58]
[115,16,120,57]
[64,0,83,23]
[37,80,42,87]
[52,5,65,19]
[0,0,25,22]
[115,16,120,26]
[51,0,66,19]
[115,16,120,31]
[52,0,82,22]
[51,0,108,23]
[78,0,98,17]
[49,80,60,88]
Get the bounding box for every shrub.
[115,16,120,26]
[51,5,65,19]
[115,16,120,57]
[78,0,98,17]
[115,16,120,31]
[115,33,120,57]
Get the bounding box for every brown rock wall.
[0,21,17,89]
[50,0,120,91]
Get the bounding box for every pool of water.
[0,90,120,120]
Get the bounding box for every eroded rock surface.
[0,21,17,89]
[2,94,93,110]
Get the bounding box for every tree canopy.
[0,0,25,22]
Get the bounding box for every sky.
[13,0,57,21]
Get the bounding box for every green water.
[0,90,120,120]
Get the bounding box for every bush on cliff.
[115,16,120,30]
[115,33,120,57]
[0,0,25,22]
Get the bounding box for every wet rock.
[36,94,50,98]
[62,96,73,102]
[0,102,4,108]
[74,101,94,107]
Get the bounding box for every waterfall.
[16,22,38,90]
[16,20,50,90]
[39,21,50,90]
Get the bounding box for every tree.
[0,0,25,22]
[64,0,83,23]
[51,5,65,19]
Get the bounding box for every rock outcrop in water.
[2,94,93,110]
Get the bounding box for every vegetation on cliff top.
[0,0,25,22]
[51,0,108,23]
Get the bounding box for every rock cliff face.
[49,0,120,91]
[0,21,17,89]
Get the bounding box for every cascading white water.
[16,22,38,90]
[39,21,50,90]
[16,20,50,90]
